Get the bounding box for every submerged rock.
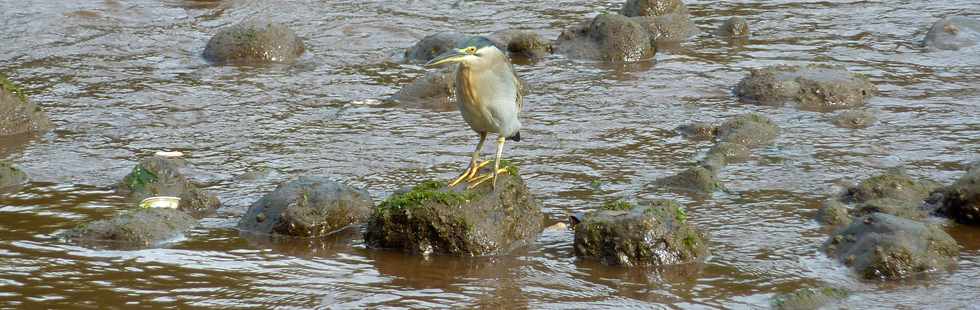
[555,14,655,62]
[390,67,457,111]
[843,171,940,204]
[115,157,220,218]
[704,142,750,166]
[833,109,876,129]
[238,176,373,237]
[715,17,750,38]
[824,213,958,280]
[771,287,849,310]
[0,161,28,190]
[0,74,52,137]
[203,20,305,64]
[488,29,552,61]
[62,208,197,248]
[364,173,544,256]
[620,0,698,42]
[851,198,929,221]
[935,164,980,225]
[621,0,686,17]
[716,113,779,148]
[735,64,877,111]
[403,32,467,64]
[676,122,717,140]
[655,165,723,194]
[573,200,708,267]
[923,16,980,51]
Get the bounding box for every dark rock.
[62,208,197,248]
[488,29,552,61]
[655,165,723,194]
[203,20,305,64]
[716,113,779,148]
[715,17,750,38]
[936,164,980,225]
[621,0,698,42]
[574,199,708,266]
[0,74,52,137]
[115,157,220,218]
[735,64,878,111]
[238,176,373,237]
[555,14,655,62]
[0,161,28,190]
[824,213,958,280]
[843,171,940,204]
[817,199,852,227]
[389,67,457,111]
[364,172,544,256]
[852,198,928,221]
[771,287,849,310]
[833,109,876,129]
[676,122,717,140]
[620,0,686,17]
[403,32,467,64]
[704,142,750,165]
[923,16,980,51]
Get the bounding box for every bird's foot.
[466,168,510,190]
[448,160,492,187]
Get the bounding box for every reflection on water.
[1,0,979,308]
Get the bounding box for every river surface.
[2,0,979,308]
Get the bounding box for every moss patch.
[0,73,28,103]
[122,164,159,193]
[600,199,633,211]
[771,287,849,310]
[377,180,476,212]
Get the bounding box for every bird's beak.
[424,49,467,67]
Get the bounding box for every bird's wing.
[511,65,525,113]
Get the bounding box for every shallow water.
[2,0,979,308]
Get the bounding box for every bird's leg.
[467,136,509,190]
[449,132,489,187]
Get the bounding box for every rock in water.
[488,29,552,61]
[203,20,306,64]
[62,208,197,248]
[715,113,779,148]
[832,110,876,129]
[0,161,28,190]
[735,64,877,111]
[715,17,750,38]
[573,200,708,267]
[238,176,373,237]
[115,157,220,218]
[403,32,467,64]
[364,173,544,256]
[771,287,849,310]
[923,16,980,51]
[843,171,940,204]
[655,165,724,194]
[936,164,980,225]
[0,74,52,137]
[555,14,655,62]
[621,0,699,42]
[824,213,958,280]
[389,67,457,111]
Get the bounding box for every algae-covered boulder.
[115,157,220,218]
[771,287,849,310]
[824,213,958,280]
[832,109,876,129]
[735,64,878,111]
[238,176,373,237]
[621,0,686,17]
[676,122,717,140]
[715,113,779,148]
[655,165,723,194]
[620,0,698,42]
[488,29,552,61]
[704,142,750,166]
[389,67,457,111]
[936,164,980,225]
[923,16,980,51]
[555,14,655,62]
[715,17,750,38]
[0,161,28,190]
[1,74,52,137]
[573,200,708,267]
[62,208,197,248]
[403,32,467,64]
[364,173,544,256]
[817,199,852,227]
[843,171,940,204]
[851,198,929,221]
[203,20,305,64]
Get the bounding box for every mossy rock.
[833,109,876,129]
[936,164,980,225]
[116,157,220,218]
[655,165,724,194]
[851,198,929,221]
[705,142,750,166]
[555,13,655,62]
[389,66,457,111]
[62,208,197,248]
[735,64,878,111]
[676,122,718,140]
[716,113,779,148]
[238,176,373,237]
[403,32,467,64]
[488,29,553,61]
[715,17,750,38]
[771,287,849,310]
[620,0,686,17]
[843,171,940,204]
[0,73,52,137]
[0,161,29,190]
[364,172,544,256]
[824,213,958,280]
[574,199,707,266]
[816,199,852,227]
[203,20,305,64]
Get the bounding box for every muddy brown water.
[2,0,979,308]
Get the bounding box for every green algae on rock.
[0,160,29,190]
[0,73,52,137]
[203,20,305,64]
[116,157,220,218]
[735,64,877,111]
[771,287,849,310]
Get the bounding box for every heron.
[424,36,524,189]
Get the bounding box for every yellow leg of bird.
[449,133,488,187]
[467,136,508,190]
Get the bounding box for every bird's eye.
[465,47,477,54]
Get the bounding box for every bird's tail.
[507,131,521,142]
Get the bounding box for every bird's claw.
[448,160,492,187]
[466,168,510,190]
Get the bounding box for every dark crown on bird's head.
[455,36,497,50]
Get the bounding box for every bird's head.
[424,36,502,68]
